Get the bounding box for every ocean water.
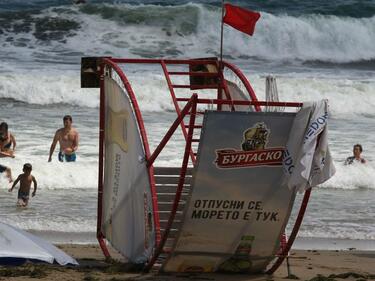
[0,0,374,247]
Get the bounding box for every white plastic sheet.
[283,99,336,192]
[101,77,155,263]
[0,222,78,265]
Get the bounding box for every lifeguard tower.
[81,57,330,274]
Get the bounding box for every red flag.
[223,3,261,36]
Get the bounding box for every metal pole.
[219,0,225,69]
[97,61,110,258]
[218,0,225,111]
[286,255,291,277]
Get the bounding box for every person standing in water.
[0,163,12,182]
[0,122,16,158]
[345,144,366,165]
[48,115,79,162]
[8,163,37,207]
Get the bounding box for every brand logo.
[215,122,284,169]
[304,111,328,143]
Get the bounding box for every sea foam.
[1,3,374,64]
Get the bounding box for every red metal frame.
[222,61,261,112]
[147,95,198,167]
[145,94,198,271]
[175,98,302,108]
[160,61,196,163]
[97,63,111,258]
[96,57,310,274]
[217,62,235,111]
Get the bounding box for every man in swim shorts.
[48,115,79,162]
[0,163,12,182]
[345,144,366,165]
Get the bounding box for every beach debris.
[83,275,100,281]
[328,272,367,279]
[308,272,374,281]
[285,273,299,279]
[0,264,48,278]
[308,275,336,281]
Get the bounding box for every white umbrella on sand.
[0,222,78,266]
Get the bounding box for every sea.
[0,0,374,250]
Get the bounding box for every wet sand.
[1,245,374,281]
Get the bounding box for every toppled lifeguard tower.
[81,57,333,274]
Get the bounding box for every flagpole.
[218,0,225,110]
[219,0,224,70]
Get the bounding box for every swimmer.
[345,144,366,165]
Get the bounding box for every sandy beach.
[1,245,374,281]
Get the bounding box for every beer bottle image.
[218,235,255,273]
[234,235,255,258]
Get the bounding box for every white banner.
[101,77,155,263]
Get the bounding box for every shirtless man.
[8,163,37,207]
[48,115,79,162]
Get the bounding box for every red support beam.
[145,94,198,272]
[96,63,111,258]
[168,71,218,77]
[160,61,196,163]
[218,66,236,111]
[147,95,197,167]
[222,61,262,112]
[175,98,302,108]
[112,58,218,65]
[172,84,219,89]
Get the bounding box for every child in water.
[8,163,37,207]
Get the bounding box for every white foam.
[0,159,98,190]
[0,217,96,233]
[297,227,375,240]
[247,75,375,118]
[245,13,375,63]
[2,69,374,119]
[2,4,375,65]
[65,6,375,63]
[320,162,375,190]
[0,70,98,107]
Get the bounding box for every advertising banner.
[101,77,155,263]
[163,111,296,273]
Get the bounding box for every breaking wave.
[1,71,375,119]
[0,3,374,65]
[320,163,375,190]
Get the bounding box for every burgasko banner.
[223,4,261,36]
[162,111,297,273]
